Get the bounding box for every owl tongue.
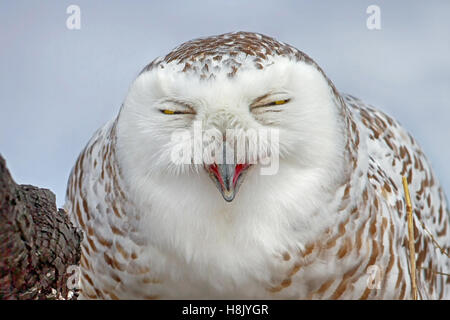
[208,163,224,187]
[233,164,250,186]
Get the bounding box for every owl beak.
[206,162,251,202]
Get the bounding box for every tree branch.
[0,154,82,300]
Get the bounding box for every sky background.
[0,1,449,207]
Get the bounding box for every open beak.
[205,161,251,202]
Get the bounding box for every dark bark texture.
[0,154,82,300]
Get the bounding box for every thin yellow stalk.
[417,266,450,277]
[402,176,418,300]
[418,220,450,259]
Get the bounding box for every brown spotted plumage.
[66,32,449,299]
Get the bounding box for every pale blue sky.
[0,1,449,206]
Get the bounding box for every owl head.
[116,32,347,208]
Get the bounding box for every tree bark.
[0,154,82,300]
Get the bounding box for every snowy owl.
[66,32,449,299]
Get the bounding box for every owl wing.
[65,119,160,299]
[345,94,450,299]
